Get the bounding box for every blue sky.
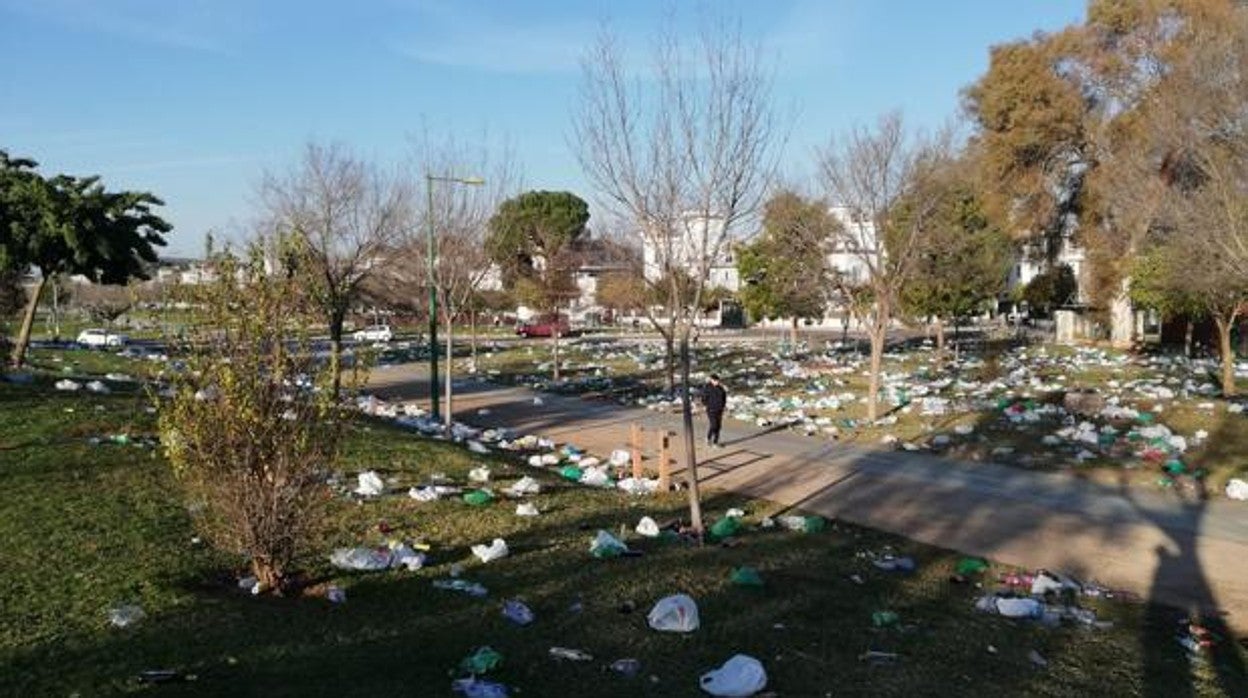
[1,0,1087,257]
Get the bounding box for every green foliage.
[1022,264,1078,315]
[486,190,589,310]
[898,186,1013,323]
[1128,249,1205,320]
[737,191,834,323]
[157,245,355,590]
[0,268,24,319]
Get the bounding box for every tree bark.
[866,300,889,422]
[552,327,561,382]
[469,309,478,368]
[1215,315,1237,397]
[678,327,704,535]
[933,317,945,353]
[664,331,676,394]
[1184,318,1195,358]
[9,275,46,369]
[328,311,345,398]
[445,318,455,428]
[790,317,799,346]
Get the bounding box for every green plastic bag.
[872,610,900,627]
[801,516,826,533]
[459,646,503,675]
[955,557,989,576]
[709,517,741,540]
[463,489,494,506]
[559,465,583,481]
[730,566,764,587]
[1137,412,1155,424]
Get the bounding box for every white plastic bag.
[648,594,699,633]
[472,538,509,563]
[609,449,632,467]
[508,476,541,496]
[354,471,385,496]
[469,466,491,483]
[330,547,393,571]
[635,516,660,538]
[699,654,766,696]
[1227,478,1248,501]
[515,502,540,517]
[996,597,1042,618]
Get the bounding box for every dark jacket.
[703,382,727,414]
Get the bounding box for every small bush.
[157,244,362,592]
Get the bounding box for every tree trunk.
[1239,319,1248,358]
[1184,319,1195,358]
[1109,283,1134,349]
[469,310,478,368]
[445,318,455,428]
[664,331,676,394]
[1215,315,1237,397]
[678,328,704,535]
[251,557,283,594]
[9,275,46,369]
[866,301,889,422]
[933,317,945,353]
[552,328,561,382]
[328,311,345,398]
[790,317,799,347]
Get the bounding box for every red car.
[515,316,574,338]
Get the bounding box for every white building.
[1005,236,1087,303]
[641,213,740,292]
[825,206,878,287]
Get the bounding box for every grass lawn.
[2,369,1246,696]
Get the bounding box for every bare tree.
[574,17,781,533]
[818,112,950,420]
[261,142,411,396]
[389,136,519,427]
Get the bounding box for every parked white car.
[352,325,393,343]
[77,328,127,348]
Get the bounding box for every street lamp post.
[426,173,484,421]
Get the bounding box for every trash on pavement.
[471,538,509,563]
[1227,478,1248,501]
[648,594,699,633]
[699,654,767,697]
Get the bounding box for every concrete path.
[370,364,1248,631]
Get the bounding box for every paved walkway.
[370,365,1248,631]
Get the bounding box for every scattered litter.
[55,379,81,391]
[777,515,825,533]
[590,530,629,559]
[452,678,509,698]
[108,604,145,628]
[467,440,490,454]
[636,516,661,538]
[463,489,494,506]
[1227,479,1248,501]
[515,502,540,517]
[433,579,489,597]
[709,516,741,540]
[502,599,534,626]
[873,556,916,573]
[330,547,392,571]
[471,538,509,563]
[1028,649,1048,669]
[354,471,385,497]
[549,647,593,661]
[648,594,699,633]
[459,646,503,675]
[699,654,767,697]
[409,485,459,501]
[507,476,541,496]
[730,567,763,587]
[955,557,989,577]
[326,585,346,604]
[872,610,900,627]
[85,380,110,394]
[610,658,641,677]
[469,466,491,483]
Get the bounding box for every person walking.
[702,373,727,448]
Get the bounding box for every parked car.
[352,325,394,342]
[77,328,127,348]
[515,316,574,338]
